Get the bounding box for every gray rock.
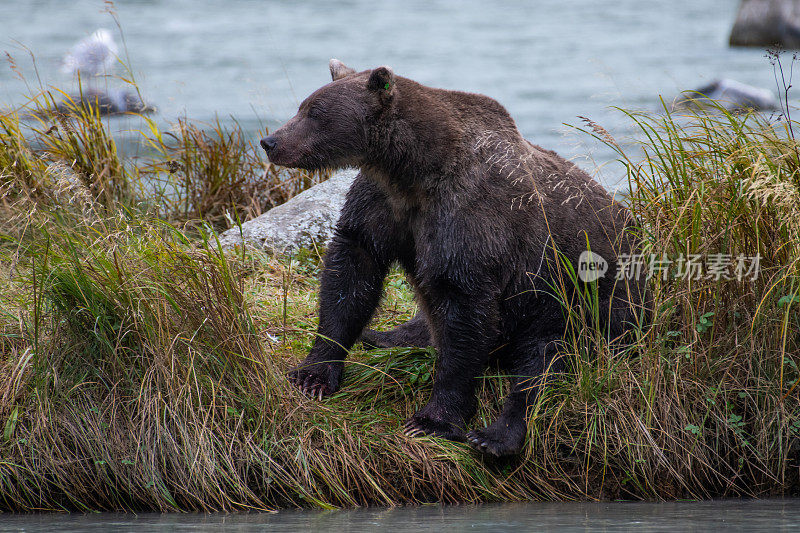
[56,88,155,116]
[674,79,778,112]
[730,0,800,48]
[218,168,358,253]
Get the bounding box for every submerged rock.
[729,0,800,48]
[218,168,357,253]
[56,88,155,116]
[673,79,778,112]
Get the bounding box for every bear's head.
[260,59,395,170]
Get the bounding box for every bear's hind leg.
[403,295,499,442]
[467,338,563,457]
[359,313,432,349]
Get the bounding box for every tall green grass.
[567,102,800,498]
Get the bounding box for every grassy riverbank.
[1,83,800,511]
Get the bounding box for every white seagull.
[61,29,119,77]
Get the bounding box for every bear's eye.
[307,106,323,120]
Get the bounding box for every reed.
[140,116,327,228]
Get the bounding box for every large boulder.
[218,168,357,252]
[730,0,800,48]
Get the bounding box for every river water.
[0,0,782,190]
[1,500,799,532]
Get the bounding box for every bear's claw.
[402,423,428,438]
[299,382,326,401]
[287,362,341,400]
[467,432,488,450]
[301,375,327,400]
[465,427,525,457]
[402,418,439,438]
[402,413,465,441]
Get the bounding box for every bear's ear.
[367,66,395,103]
[329,59,356,81]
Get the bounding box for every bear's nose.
[260,136,277,153]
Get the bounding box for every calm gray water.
[0,0,781,190]
[1,500,800,532]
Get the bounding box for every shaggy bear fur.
[261,59,644,457]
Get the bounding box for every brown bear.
[260,59,644,457]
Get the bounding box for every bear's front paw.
[466,425,526,457]
[287,360,343,400]
[403,412,465,442]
